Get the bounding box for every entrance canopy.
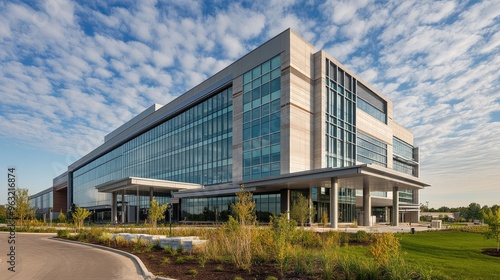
[174,164,429,198]
[95,177,203,224]
[241,164,429,193]
[95,177,203,194]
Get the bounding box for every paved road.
[0,232,144,280]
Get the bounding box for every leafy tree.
[13,188,35,227]
[290,192,315,227]
[437,206,450,212]
[58,209,67,223]
[462,202,482,221]
[483,208,500,251]
[72,206,91,229]
[231,187,256,226]
[148,198,168,229]
[0,205,6,222]
[481,205,492,221]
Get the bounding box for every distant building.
[30,29,429,227]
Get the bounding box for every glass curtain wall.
[393,137,418,204]
[325,59,356,168]
[72,87,233,208]
[242,55,281,180]
[357,132,387,167]
[181,193,281,222]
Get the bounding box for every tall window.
[242,55,281,180]
[325,59,356,168]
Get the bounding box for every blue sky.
[0,0,499,208]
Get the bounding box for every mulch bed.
[482,248,500,257]
[105,245,318,280]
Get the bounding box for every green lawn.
[399,231,499,280]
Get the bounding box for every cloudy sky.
[0,0,499,208]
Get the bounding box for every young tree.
[290,192,315,227]
[231,187,256,226]
[483,208,500,251]
[72,206,91,230]
[148,198,168,229]
[14,188,35,227]
[58,209,67,223]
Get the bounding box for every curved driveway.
[0,232,144,280]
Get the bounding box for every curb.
[50,237,160,280]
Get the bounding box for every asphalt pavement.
[0,232,144,280]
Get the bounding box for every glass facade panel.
[242,55,281,180]
[393,137,414,160]
[393,137,417,177]
[399,190,414,203]
[325,60,356,168]
[72,88,233,207]
[181,193,281,222]
[393,160,416,176]
[357,132,387,167]
[338,188,356,222]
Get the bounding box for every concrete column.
[309,187,313,225]
[137,186,140,224]
[112,191,117,224]
[121,190,125,224]
[286,189,291,220]
[392,186,399,226]
[413,189,420,223]
[363,180,371,226]
[330,177,338,229]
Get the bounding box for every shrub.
[369,232,401,266]
[340,231,350,247]
[187,269,198,276]
[98,232,113,246]
[57,229,70,238]
[215,265,224,272]
[294,229,322,248]
[266,277,278,280]
[114,236,129,247]
[175,256,186,264]
[355,230,370,243]
[322,231,341,249]
[161,257,170,264]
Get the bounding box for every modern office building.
[31,29,428,227]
